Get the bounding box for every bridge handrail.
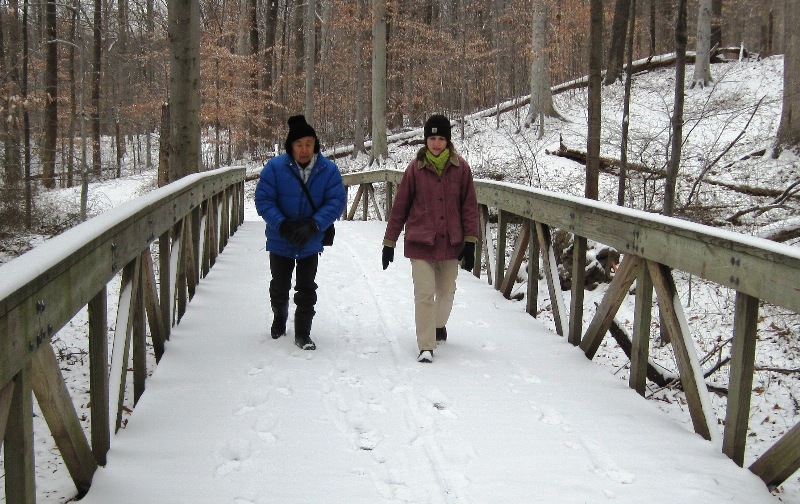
[341,168,800,490]
[0,166,245,500]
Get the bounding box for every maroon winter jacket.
[383,147,479,261]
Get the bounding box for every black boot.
[271,302,288,339]
[294,309,316,350]
[436,327,447,342]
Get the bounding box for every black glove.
[458,241,475,271]
[382,246,394,270]
[290,218,319,246]
[279,220,298,238]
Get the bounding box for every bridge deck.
[79,219,776,503]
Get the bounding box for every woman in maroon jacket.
[382,114,479,363]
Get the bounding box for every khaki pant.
[410,259,459,351]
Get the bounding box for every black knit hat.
[424,114,451,141]
[284,115,320,153]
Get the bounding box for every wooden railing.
[0,166,245,503]
[342,168,800,490]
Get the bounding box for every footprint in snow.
[214,438,251,476]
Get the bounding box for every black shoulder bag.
[291,171,335,246]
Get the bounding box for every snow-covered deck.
[77,219,777,503]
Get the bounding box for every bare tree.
[352,0,367,157]
[618,0,636,206]
[603,0,631,85]
[665,0,688,216]
[773,0,800,155]
[370,0,388,164]
[303,0,316,122]
[526,0,558,135]
[586,0,602,200]
[42,0,57,189]
[91,0,101,177]
[167,0,201,181]
[692,0,713,88]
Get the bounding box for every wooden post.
[630,258,653,396]
[88,287,110,464]
[500,222,530,299]
[4,366,35,504]
[494,210,508,290]
[569,235,587,346]
[723,292,760,466]
[526,220,540,317]
[536,222,567,336]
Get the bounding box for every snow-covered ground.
[1,56,798,502]
[76,217,778,504]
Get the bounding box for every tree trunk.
[352,0,366,158]
[167,0,201,181]
[665,0,688,216]
[304,0,316,122]
[692,0,713,88]
[3,1,23,188]
[773,0,800,155]
[586,0,603,200]
[527,0,556,130]
[247,0,259,149]
[370,0,388,164]
[42,0,57,189]
[604,0,631,85]
[91,0,102,177]
[618,0,636,206]
[67,1,78,188]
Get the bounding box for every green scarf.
[425,148,450,177]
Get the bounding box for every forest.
[0,1,796,233]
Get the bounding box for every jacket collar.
[415,146,460,170]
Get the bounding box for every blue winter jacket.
[255,152,346,259]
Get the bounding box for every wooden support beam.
[479,205,493,284]
[4,366,35,504]
[501,222,530,299]
[536,222,567,336]
[723,292,760,466]
[750,417,800,489]
[495,210,509,290]
[88,287,110,465]
[347,185,366,221]
[569,236,587,346]
[580,255,640,358]
[647,261,714,441]
[142,251,166,362]
[0,381,15,452]
[362,184,369,221]
[385,181,394,219]
[159,230,171,339]
[368,184,383,221]
[110,260,138,433]
[526,220,540,317]
[630,259,653,396]
[32,342,97,495]
[132,254,147,405]
[175,221,188,321]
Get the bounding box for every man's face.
[292,136,315,166]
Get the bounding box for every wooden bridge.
[1,166,798,502]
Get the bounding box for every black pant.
[269,252,319,323]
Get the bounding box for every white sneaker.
[417,350,433,363]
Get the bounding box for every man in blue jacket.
[255,115,346,350]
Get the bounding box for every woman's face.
[291,136,316,166]
[426,136,447,156]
